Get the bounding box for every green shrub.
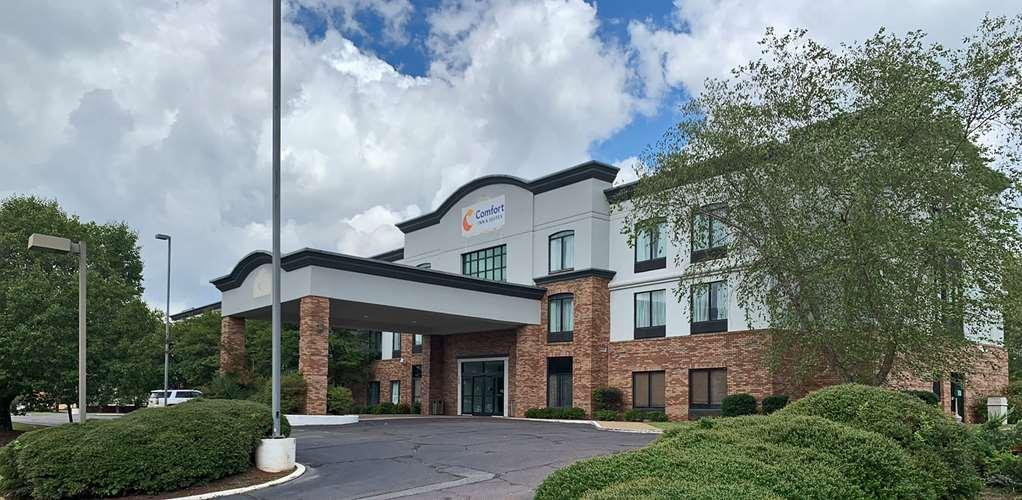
[779,383,983,499]
[984,450,1022,491]
[592,387,624,412]
[721,393,757,416]
[0,399,288,499]
[395,403,411,414]
[375,402,397,414]
[593,410,621,421]
[900,389,939,406]
[202,373,255,400]
[536,414,934,500]
[326,386,354,415]
[971,397,989,423]
[251,373,306,414]
[623,409,666,422]
[411,401,422,415]
[761,394,789,415]
[524,407,586,420]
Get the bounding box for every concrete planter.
[284,414,358,426]
[988,396,1009,426]
[256,438,296,473]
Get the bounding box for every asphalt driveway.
[232,417,656,500]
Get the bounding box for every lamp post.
[28,233,87,423]
[271,0,283,438]
[155,234,171,407]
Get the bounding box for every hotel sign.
[461,195,506,237]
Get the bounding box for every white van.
[148,389,202,407]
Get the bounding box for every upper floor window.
[369,331,382,360]
[691,281,728,334]
[691,206,728,263]
[391,332,402,358]
[462,244,506,282]
[548,294,574,343]
[413,334,423,353]
[635,220,667,272]
[634,289,667,339]
[416,262,431,269]
[548,230,574,273]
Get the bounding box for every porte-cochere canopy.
[212,248,544,334]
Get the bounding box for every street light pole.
[156,234,171,407]
[271,0,283,438]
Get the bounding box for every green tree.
[328,330,375,388]
[0,196,162,429]
[627,17,1022,385]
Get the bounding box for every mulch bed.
[116,467,294,499]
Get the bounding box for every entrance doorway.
[459,359,506,416]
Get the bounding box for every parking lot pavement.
[233,417,656,500]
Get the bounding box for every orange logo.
[462,208,475,232]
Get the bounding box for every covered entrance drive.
[212,248,544,414]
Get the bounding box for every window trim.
[690,205,728,264]
[690,281,728,334]
[689,368,727,417]
[391,333,402,358]
[547,293,574,343]
[412,365,422,404]
[548,230,575,274]
[390,380,400,405]
[632,371,666,411]
[634,220,667,273]
[461,244,508,282]
[412,334,423,353]
[633,290,667,339]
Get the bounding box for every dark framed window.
[633,371,665,411]
[462,244,507,281]
[691,206,728,263]
[391,333,402,358]
[634,220,667,272]
[691,281,727,334]
[548,294,574,342]
[413,334,423,353]
[416,262,431,269]
[689,368,727,417]
[547,357,573,408]
[634,289,667,339]
[367,381,380,406]
[932,379,943,402]
[412,365,422,404]
[369,331,382,360]
[390,380,400,405]
[548,230,574,273]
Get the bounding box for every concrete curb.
[496,416,663,434]
[285,414,358,426]
[169,463,306,500]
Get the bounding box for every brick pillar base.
[220,316,246,375]
[299,296,330,415]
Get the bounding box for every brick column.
[219,316,246,375]
[299,296,330,415]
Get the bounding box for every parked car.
[148,389,203,407]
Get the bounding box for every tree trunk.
[0,395,13,432]
[66,403,73,424]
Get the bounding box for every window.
[634,220,667,272]
[413,334,423,353]
[367,381,380,406]
[689,368,727,417]
[691,206,728,263]
[390,380,400,405]
[634,290,667,339]
[416,262,431,269]
[633,371,665,411]
[391,333,402,358]
[691,281,728,334]
[462,244,507,281]
[175,391,201,398]
[548,294,574,342]
[932,379,942,402]
[548,230,574,273]
[547,357,573,408]
[369,331,382,360]
[412,365,422,404]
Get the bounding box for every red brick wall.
[356,333,425,407]
[299,296,330,415]
[219,316,246,376]
[889,343,1009,423]
[437,330,518,415]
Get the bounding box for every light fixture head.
[28,233,74,254]
[155,233,171,241]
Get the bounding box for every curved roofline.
[211,250,272,290]
[396,160,618,234]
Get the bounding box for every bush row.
[524,407,587,420]
[0,399,287,499]
[350,402,421,415]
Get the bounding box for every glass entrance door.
[461,360,505,416]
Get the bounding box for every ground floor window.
[412,365,422,403]
[689,368,727,417]
[633,371,665,411]
[367,381,380,406]
[547,357,573,408]
[390,380,400,405]
[460,359,505,416]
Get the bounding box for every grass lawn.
[649,421,693,432]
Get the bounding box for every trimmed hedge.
[593,410,621,421]
[761,394,789,415]
[592,387,624,412]
[327,386,354,415]
[0,399,287,499]
[779,383,983,498]
[536,414,934,499]
[901,389,940,406]
[252,372,306,414]
[525,407,586,420]
[720,393,757,417]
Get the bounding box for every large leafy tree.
[627,17,1022,385]
[0,196,163,430]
